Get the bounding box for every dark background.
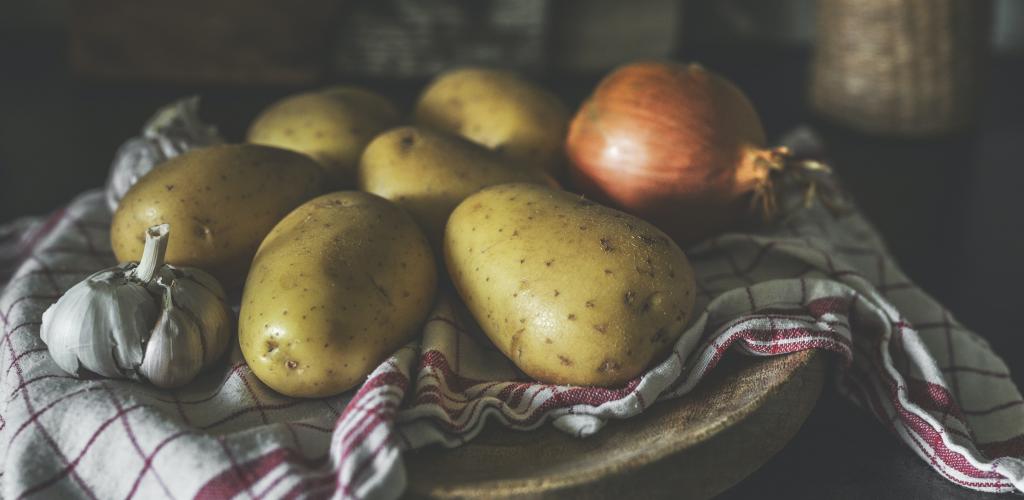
[1,1,1022,498]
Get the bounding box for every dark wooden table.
[1,40,1020,498]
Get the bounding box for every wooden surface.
[405,350,827,499]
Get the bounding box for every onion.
[566,61,790,245]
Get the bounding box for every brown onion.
[566,61,788,245]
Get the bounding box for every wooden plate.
[405,350,827,499]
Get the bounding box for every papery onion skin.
[567,61,776,246]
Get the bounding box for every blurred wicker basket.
[810,0,992,136]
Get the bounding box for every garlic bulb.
[105,96,222,212]
[40,224,232,388]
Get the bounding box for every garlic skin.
[40,224,233,388]
[139,288,204,388]
[153,264,232,367]
[105,96,222,212]
[41,269,155,378]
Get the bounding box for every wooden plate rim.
[408,349,825,496]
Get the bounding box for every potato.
[445,183,696,387]
[111,144,323,287]
[247,86,400,188]
[414,68,570,177]
[358,126,559,252]
[239,192,437,397]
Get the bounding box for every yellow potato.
[445,183,696,387]
[415,68,570,177]
[111,144,323,287]
[358,126,558,252]
[247,87,400,188]
[239,192,437,397]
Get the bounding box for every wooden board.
[405,350,826,499]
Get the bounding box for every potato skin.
[247,87,400,188]
[358,126,559,252]
[445,183,696,387]
[111,144,323,287]
[239,192,437,397]
[414,68,569,177]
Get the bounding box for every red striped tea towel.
[1,148,1022,498]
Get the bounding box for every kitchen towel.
[0,133,1021,499]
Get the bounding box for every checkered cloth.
[1,136,1022,499]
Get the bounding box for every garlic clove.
[139,289,204,388]
[176,265,227,301]
[103,282,157,376]
[40,282,91,375]
[41,268,157,378]
[167,277,232,366]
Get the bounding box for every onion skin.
[567,61,777,245]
